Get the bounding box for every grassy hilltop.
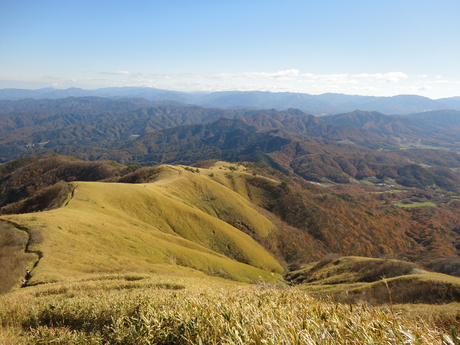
[2,162,283,285]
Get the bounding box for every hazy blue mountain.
[2,87,460,114]
[323,110,459,148]
[406,109,460,128]
[436,97,460,110]
[357,95,440,114]
[0,87,192,104]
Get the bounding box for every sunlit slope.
[4,165,284,284]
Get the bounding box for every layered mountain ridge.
[1,97,459,191]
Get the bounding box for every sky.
[1,0,460,98]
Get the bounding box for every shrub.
[0,222,36,293]
[425,258,460,277]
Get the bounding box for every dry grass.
[394,202,437,208]
[0,273,458,345]
[394,303,460,332]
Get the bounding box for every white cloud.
[350,72,408,82]
[296,72,408,84]
[15,69,457,98]
[98,70,409,90]
[418,86,432,91]
[194,69,301,80]
[103,71,134,76]
[137,70,413,95]
[376,72,408,82]
[265,69,300,79]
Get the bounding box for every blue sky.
[1,0,459,98]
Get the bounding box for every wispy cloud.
[105,71,132,76]
[353,72,408,83]
[92,69,450,97]
[101,69,406,84]
[101,71,143,77]
[299,72,408,84]
[234,69,301,79]
[5,69,457,98]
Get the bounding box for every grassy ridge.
[2,164,283,285]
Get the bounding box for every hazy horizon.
[1,85,459,101]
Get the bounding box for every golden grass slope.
[2,164,284,285]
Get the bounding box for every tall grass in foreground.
[1,275,458,344]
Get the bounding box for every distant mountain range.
[1,97,460,192]
[1,87,460,114]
